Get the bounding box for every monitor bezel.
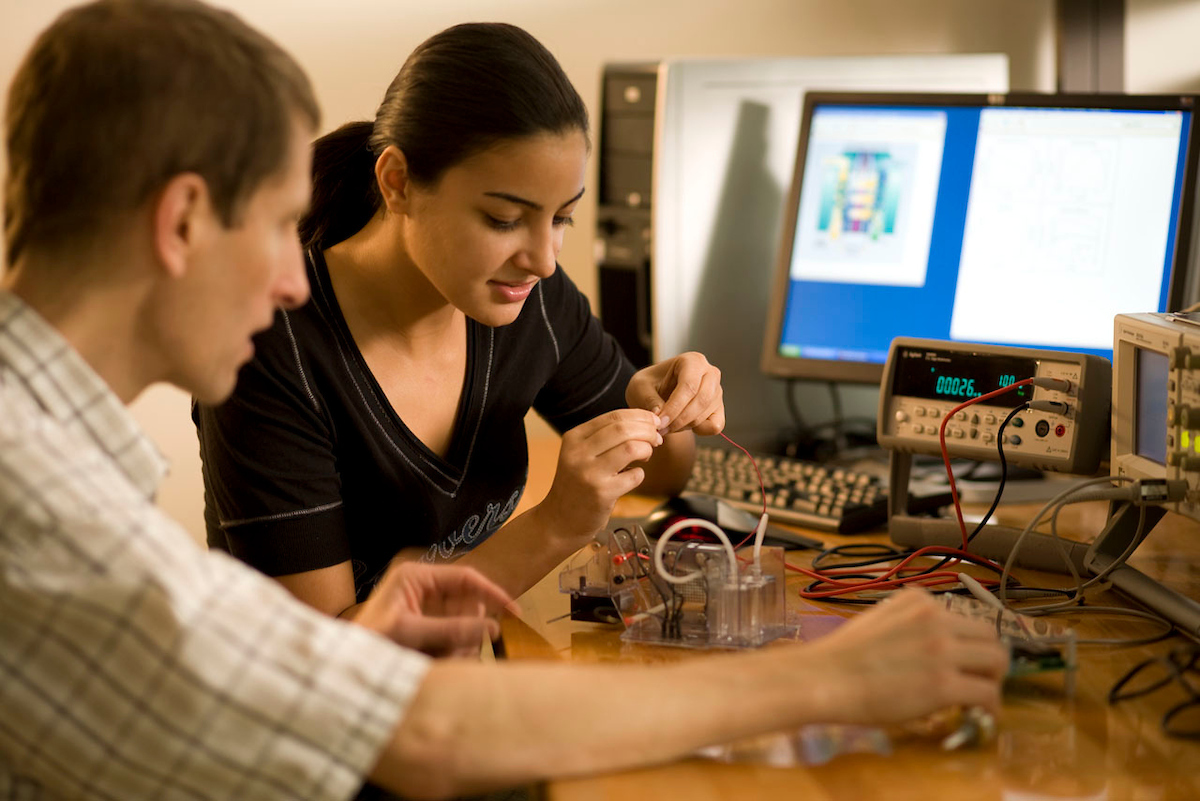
[759,90,1200,385]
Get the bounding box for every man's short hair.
[3,0,320,266]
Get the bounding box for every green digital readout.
[892,347,1035,408]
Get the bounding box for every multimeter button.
[1011,417,1025,428]
[984,414,997,424]
[970,429,979,439]
[1006,434,1023,446]
[914,407,926,417]
[970,414,980,424]
[1035,420,1051,437]
[927,407,940,417]
[954,411,967,421]
[951,428,965,439]
[894,410,909,423]
[983,433,995,444]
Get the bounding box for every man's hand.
[802,588,1010,723]
[355,561,514,658]
[626,352,724,436]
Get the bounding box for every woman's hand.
[539,408,664,542]
[355,561,514,658]
[801,588,1010,724]
[626,352,724,436]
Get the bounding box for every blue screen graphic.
[774,103,1193,369]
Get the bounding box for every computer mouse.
[641,493,822,550]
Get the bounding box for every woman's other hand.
[540,408,663,540]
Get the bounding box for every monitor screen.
[1135,347,1170,465]
[761,92,1199,384]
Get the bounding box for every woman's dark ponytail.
[300,23,588,252]
[300,120,378,251]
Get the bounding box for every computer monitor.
[761,92,1200,385]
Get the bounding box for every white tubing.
[653,518,739,585]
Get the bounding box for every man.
[0,1,1008,799]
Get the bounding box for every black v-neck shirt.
[196,250,634,599]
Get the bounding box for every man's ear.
[375,145,415,214]
[153,172,212,279]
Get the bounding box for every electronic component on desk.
[877,338,1111,475]
[559,523,797,649]
[879,338,1115,571]
[941,707,997,751]
[1114,312,1200,523]
[1095,312,1200,638]
[643,493,823,550]
[940,593,1077,694]
[687,444,952,534]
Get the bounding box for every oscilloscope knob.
[1167,450,1193,467]
[1178,406,1200,428]
[1172,347,1200,370]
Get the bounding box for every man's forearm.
[368,651,824,800]
[366,586,1010,800]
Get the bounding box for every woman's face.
[401,130,588,327]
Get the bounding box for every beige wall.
[12,0,1194,543]
[1127,0,1200,93]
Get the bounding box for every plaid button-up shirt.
[0,291,428,800]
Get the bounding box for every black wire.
[967,403,1029,544]
[613,526,673,631]
[804,540,1025,606]
[785,378,811,436]
[810,543,907,569]
[828,381,845,453]
[811,540,1012,579]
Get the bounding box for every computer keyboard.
[686,445,953,534]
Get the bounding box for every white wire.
[998,476,1136,610]
[653,518,739,585]
[751,512,769,567]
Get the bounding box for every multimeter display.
[891,346,1035,408]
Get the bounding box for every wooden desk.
[508,433,1200,800]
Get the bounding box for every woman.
[195,22,724,616]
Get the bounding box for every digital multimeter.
[877,338,1112,475]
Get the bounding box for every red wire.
[716,431,768,549]
[717,431,767,518]
[936,378,1035,549]
[789,544,1004,598]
